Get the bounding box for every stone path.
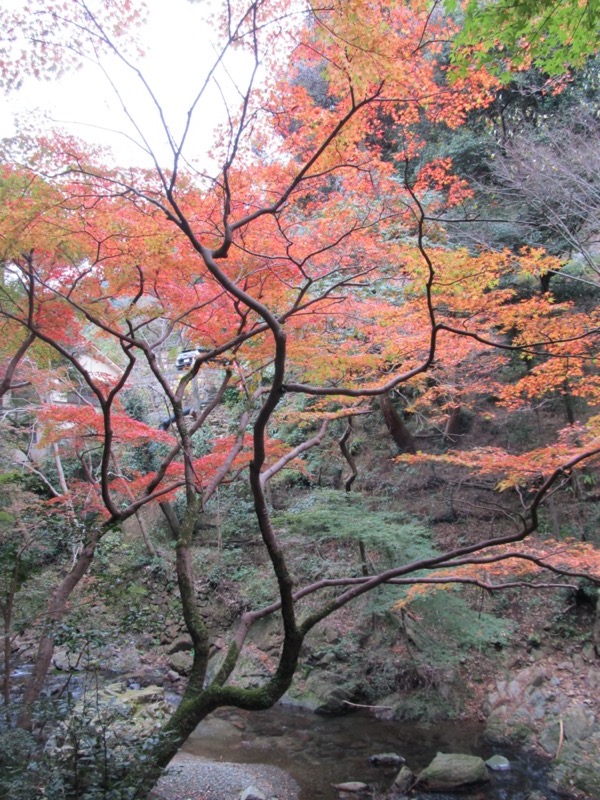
[150,752,301,800]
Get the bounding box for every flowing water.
[183,705,561,800]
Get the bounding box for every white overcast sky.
[2,0,257,169]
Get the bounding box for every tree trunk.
[379,393,416,454]
[358,540,369,578]
[1,552,21,707]
[540,271,553,293]
[594,589,600,657]
[113,455,157,557]
[2,607,11,706]
[17,540,97,729]
[339,418,358,492]
[564,390,575,426]
[547,494,561,539]
[443,405,462,445]
[129,616,306,798]
[339,419,368,575]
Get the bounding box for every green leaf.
[448,0,600,78]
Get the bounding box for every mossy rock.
[551,759,600,799]
[484,714,533,746]
[417,752,488,790]
[284,669,358,714]
[570,764,600,797]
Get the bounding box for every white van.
[176,349,205,371]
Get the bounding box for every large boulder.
[46,683,174,764]
[166,635,193,655]
[168,651,193,675]
[314,687,355,715]
[417,752,489,790]
[52,646,85,672]
[284,669,356,714]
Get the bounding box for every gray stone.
[483,715,513,745]
[314,687,354,715]
[108,644,143,673]
[167,635,193,654]
[160,624,179,644]
[417,752,489,790]
[112,685,163,705]
[586,666,600,690]
[482,658,600,800]
[563,704,595,741]
[103,681,127,695]
[393,766,415,793]
[169,651,193,675]
[332,782,369,793]
[240,786,266,800]
[486,754,510,771]
[323,626,341,644]
[248,618,282,651]
[539,722,561,755]
[368,752,405,767]
[46,684,173,762]
[52,646,84,672]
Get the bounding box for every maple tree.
[1,0,600,796]
[449,0,600,76]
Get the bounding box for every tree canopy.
[450,0,600,75]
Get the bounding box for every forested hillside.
[1,1,600,798]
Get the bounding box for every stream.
[183,705,561,800]
[10,666,563,798]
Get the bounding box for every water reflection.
[183,706,560,800]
